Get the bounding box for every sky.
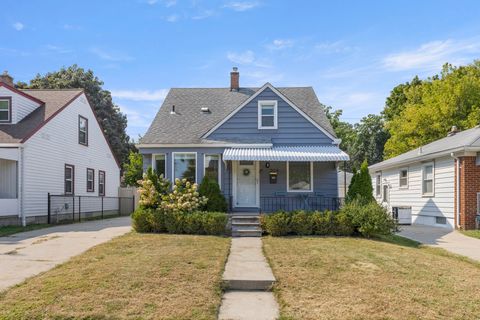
[3,0,480,140]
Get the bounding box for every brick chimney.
[230,67,239,91]
[0,71,14,87]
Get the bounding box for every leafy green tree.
[324,106,357,170]
[384,62,480,158]
[123,151,143,187]
[351,114,389,166]
[22,65,133,164]
[382,76,422,122]
[346,160,374,204]
[198,176,228,212]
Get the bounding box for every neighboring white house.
[0,72,120,226]
[369,126,480,230]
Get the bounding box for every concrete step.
[232,221,261,227]
[231,216,260,224]
[232,229,262,237]
[232,225,261,231]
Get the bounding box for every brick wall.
[458,156,480,230]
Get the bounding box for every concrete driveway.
[399,224,480,262]
[0,216,132,292]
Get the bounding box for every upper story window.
[399,168,408,188]
[258,100,278,129]
[422,162,434,196]
[78,115,88,145]
[0,97,11,123]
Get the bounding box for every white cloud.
[223,1,260,11]
[382,39,480,72]
[227,50,255,64]
[192,9,215,20]
[90,47,133,61]
[315,41,356,54]
[111,89,169,101]
[267,39,294,50]
[45,44,72,54]
[164,0,177,7]
[165,14,179,22]
[12,22,24,31]
[118,104,157,129]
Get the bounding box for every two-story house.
[0,72,120,226]
[138,68,349,213]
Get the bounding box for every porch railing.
[260,195,343,213]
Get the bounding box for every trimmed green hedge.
[132,208,227,235]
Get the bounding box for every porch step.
[231,215,260,224]
[231,214,262,237]
[232,228,262,237]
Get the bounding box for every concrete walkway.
[219,238,279,320]
[0,216,132,291]
[399,225,480,261]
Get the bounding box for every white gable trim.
[201,83,340,144]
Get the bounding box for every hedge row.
[132,208,227,235]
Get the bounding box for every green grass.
[0,224,50,237]
[0,232,230,319]
[460,230,480,240]
[263,235,480,320]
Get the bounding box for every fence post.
[72,196,75,223]
[78,196,81,222]
[101,196,104,219]
[47,193,51,224]
[132,196,135,215]
[118,197,121,216]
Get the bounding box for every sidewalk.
[0,216,132,291]
[219,237,279,320]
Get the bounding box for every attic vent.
[170,105,176,114]
[447,125,459,136]
[201,107,210,113]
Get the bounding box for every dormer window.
[0,97,11,123]
[258,100,278,129]
[78,115,88,145]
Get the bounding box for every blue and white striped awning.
[223,145,349,162]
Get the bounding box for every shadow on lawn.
[374,234,421,248]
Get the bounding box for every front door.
[234,161,258,207]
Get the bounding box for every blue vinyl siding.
[208,87,334,145]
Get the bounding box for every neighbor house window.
[86,168,94,192]
[65,164,75,195]
[78,116,88,145]
[382,185,388,202]
[258,100,278,129]
[287,162,313,192]
[153,154,166,177]
[399,168,408,188]
[204,154,221,187]
[422,163,434,196]
[0,97,11,123]
[173,152,196,183]
[99,170,105,196]
[375,173,381,197]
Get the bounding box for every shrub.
[137,167,170,209]
[334,211,355,236]
[311,210,336,235]
[150,208,167,233]
[289,210,313,235]
[341,200,395,238]
[199,176,228,212]
[132,207,154,233]
[161,179,208,213]
[346,160,374,204]
[202,212,228,235]
[184,212,205,234]
[164,211,186,234]
[264,211,290,236]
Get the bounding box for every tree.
[198,176,228,212]
[324,106,357,170]
[382,76,422,122]
[346,160,374,204]
[21,65,133,165]
[351,114,389,166]
[384,62,480,158]
[123,151,143,187]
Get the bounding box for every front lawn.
[263,236,480,320]
[0,224,50,237]
[460,229,480,240]
[0,233,230,319]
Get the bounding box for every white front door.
[234,161,258,207]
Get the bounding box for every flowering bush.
[137,167,170,209]
[160,178,208,213]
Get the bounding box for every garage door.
[393,207,412,225]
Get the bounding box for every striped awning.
[223,145,349,162]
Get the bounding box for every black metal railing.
[260,195,343,213]
[47,193,135,224]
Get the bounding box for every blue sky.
[3,0,480,140]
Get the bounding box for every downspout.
[451,153,460,229]
[18,146,25,226]
[343,161,347,198]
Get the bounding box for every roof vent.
[447,125,459,136]
[201,107,210,113]
[170,105,176,115]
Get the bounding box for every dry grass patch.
[0,232,230,320]
[460,229,480,240]
[263,236,480,320]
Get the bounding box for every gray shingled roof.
[140,85,336,144]
[0,89,83,143]
[370,126,480,170]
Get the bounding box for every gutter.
[451,153,461,229]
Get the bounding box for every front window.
[153,154,166,177]
[287,162,313,192]
[173,153,196,183]
[399,168,408,188]
[204,154,221,187]
[375,174,381,197]
[65,164,74,195]
[86,168,94,192]
[258,100,278,129]
[99,171,105,196]
[422,163,434,196]
[79,116,88,145]
[0,98,11,123]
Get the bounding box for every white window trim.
[257,100,278,130]
[152,153,167,178]
[399,167,409,189]
[375,173,382,198]
[203,154,222,189]
[421,162,435,197]
[172,152,197,183]
[0,98,11,123]
[286,161,314,193]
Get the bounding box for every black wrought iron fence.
[47,193,135,224]
[260,195,343,213]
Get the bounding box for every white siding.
[371,156,455,229]
[22,93,120,217]
[0,86,41,124]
